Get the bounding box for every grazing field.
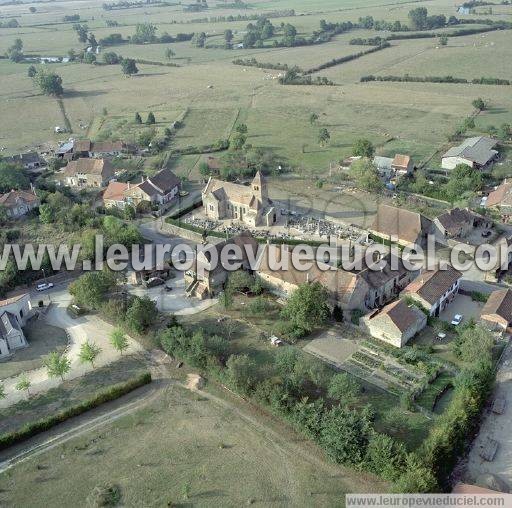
[0,0,511,174]
[0,382,387,506]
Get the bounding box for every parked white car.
[36,282,54,291]
[451,314,463,326]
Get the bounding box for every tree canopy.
[33,68,63,96]
[281,282,329,335]
[121,58,138,76]
[0,161,30,193]
[353,138,375,158]
[350,159,384,193]
[69,271,118,309]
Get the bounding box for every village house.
[442,136,499,170]
[205,156,222,174]
[402,265,462,317]
[480,289,512,331]
[392,154,413,176]
[361,298,427,348]
[103,181,130,208]
[369,204,434,248]
[0,294,31,360]
[103,169,180,209]
[256,243,369,312]
[373,156,394,178]
[486,179,512,214]
[184,232,259,299]
[358,254,416,309]
[202,172,276,227]
[373,154,413,178]
[0,189,40,218]
[434,208,493,244]
[55,141,74,160]
[73,140,134,159]
[58,158,115,188]
[4,152,45,171]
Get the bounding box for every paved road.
[0,286,143,409]
[465,340,512,490]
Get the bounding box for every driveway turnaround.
[0,296,142,409]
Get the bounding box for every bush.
[0,372,152,450]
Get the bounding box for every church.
[202,171,276,227]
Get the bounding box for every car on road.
[36,282,54,291]
[145,277,165,288]
[451,314,463,326]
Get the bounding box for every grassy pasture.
[0,0,510,173]
[0,382,386,507]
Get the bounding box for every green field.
[0,0,510,175]
[0,381,387,507]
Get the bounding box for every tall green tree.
[73,23,89,43]
[15,374,31,397]
[79,341,102,368]
[328,373,361,405]
[224,29,233,46]
[350,159,384,193]
[318,128,330,147]
[226,354,257,395]
[281,282,329,335]
[146,112,156,125]
[33,68,63,95]
[0,162,30,193]
[353,138,375,158]
[121,58,138,76]
[43,351,71,381]
[69,271,118,309]
[125,296,158,333]
[110,328,129,355]
[472,97,486,111]
[408,7,428,30]
[320,406,373,465]
[134,112,142,124]
[0,382,5,400]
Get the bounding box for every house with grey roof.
[402,265,462,317]
[202,172,276,227]
[0,294,31,360]
[442,136,499,170]
[123,168,180,207]
[4,152,45,171]
[434,208,493,245]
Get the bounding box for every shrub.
[0,372,151,450]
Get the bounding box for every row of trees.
[361,75,510,86]
[0,329,130,401]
